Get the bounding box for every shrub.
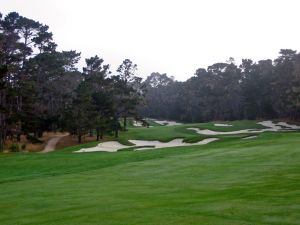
[26,135,43,144]
[21,144,26,150]
[9,143,20,152]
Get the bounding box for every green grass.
[118,120,264,144]
[146,119,163,127]
[0,121,299,225]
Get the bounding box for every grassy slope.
[118,120,264,144]
[0,122,299,225]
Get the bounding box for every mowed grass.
[119,120,264,144]
[0,121,300,225]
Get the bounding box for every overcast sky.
[1,0,300,80]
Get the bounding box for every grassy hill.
[0,121,299,225]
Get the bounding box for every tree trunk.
[0,134,4,151]
[114,116,119,138]
[38,130,43,138]
[100,129,103,139]
[123,116,127,131]
[0,113,5,151]
[78,134,82,144]
[17,133,21,142]
[114,128,118,138]
[0,106,6,151]
[96,128,100,141]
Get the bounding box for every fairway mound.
[188,121,299,136]
[214,123,233,127]
[76,138,219,153]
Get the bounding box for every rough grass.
[0,121,299,225]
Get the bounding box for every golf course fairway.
[0,121,299,225]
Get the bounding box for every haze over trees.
[1,11,300,151]
[141,51,300,122]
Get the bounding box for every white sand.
[214,123,233,127]
[154,120,182,126]
[188,121,299,136]
[187,128,255,135]
[76,120,299,153]
[277,122,300,129]
[133,120,143,127]
[242,136,257,140]
[257,121,282,130]
[76,138,219,153]
[76,141,129,153]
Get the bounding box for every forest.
[0,12,145,151]
[1,11,300,151]
[141,53,300,122]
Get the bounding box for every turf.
[0,121,299,225]
[118,120,264,144]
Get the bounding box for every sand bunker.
[242,136,257,140]
[214,123,233,127]
[130,138,218,150]
[77,141,128,153]
[154,120,182,126]
[76,138,219,153]
[257,121,282,130]
[133,120,143,127]
[76,120,299,153]
[277,122,300,129]
[188,121,299,135]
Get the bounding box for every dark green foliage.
[21,143,26,150]
[0,12,144,149]
[26,135,43,144]
[141,52,300,122]
[1,10,300,150]
[9,143,19,152]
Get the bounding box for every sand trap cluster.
[154,120,182,126]
[130,138,218,150]
[214,123,233,127]
[76,138,219,153]
[76,120,299,153]
[277,122,300,129]
[188,121,299,136]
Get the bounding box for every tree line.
[141,51,300,122]
[0,12,144,151]
[1,11,300,151]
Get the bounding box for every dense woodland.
[1,11,300,151]
[141,52,300,123]
[0,12,144,150]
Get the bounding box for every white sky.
[1,0,300,81]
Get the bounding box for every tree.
[83,55,112,141]
[116,59,144,132]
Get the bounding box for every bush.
[9,143,20,152]
[26,135,43,144]
[21,144,26,150]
